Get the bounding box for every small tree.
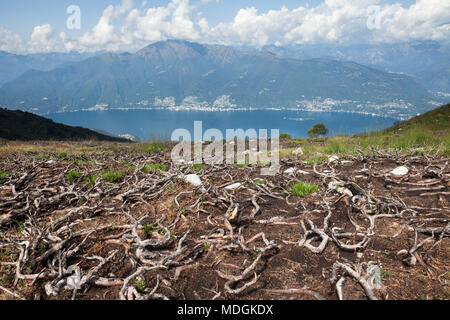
[307,123,328,138]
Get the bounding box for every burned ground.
[0,144,448,300]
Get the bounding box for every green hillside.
[280,103,450,161]
[0,108,129,142]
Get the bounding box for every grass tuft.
[102,169,124,183]
[0,170,7,184]
[291,182,319,197]
[142,163,168,174]
[65,170,81,184]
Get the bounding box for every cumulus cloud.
[0,27,25,52]
[1,0,449,53]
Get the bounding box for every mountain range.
[258,41,450,93]
[0,40,447,119]
[0,51,101,86]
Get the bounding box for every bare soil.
[0,146,449,300]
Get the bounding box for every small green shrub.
[0,171,7,184]
[59,152,68,159]
[142,163,168,173]
[203,243,211,252]
[102,169,124,183]
[381,269,391,281]
[291,182,319,197]
[279,133,291,140]
[86,174,98,186]
[66,170,81,184]
[144,224,155,239]
[307,123,329,138]
[135,279,146,292]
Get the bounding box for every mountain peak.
[137,39,208,59]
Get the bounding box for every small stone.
[292,148,304,156]
[284,168,296,174]
[184,174,203,187]
[328,155,339,163]
[225,183,242,191]
[390,166,408,177]
[297,169,310,175]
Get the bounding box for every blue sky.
[0,0,418,36]
[0,0,446,53]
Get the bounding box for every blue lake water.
[47,110,397,141]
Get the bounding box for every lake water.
[47,109,397,141]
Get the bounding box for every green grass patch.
[291,182,319,197]
[133,142,168,155]
[191,163,206,172]
[65,170,81,184]
[0,171,7,184]
[86,174,98,186]
[142,163,168,173]
[102,169,124,183]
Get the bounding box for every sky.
[0,0,448,54]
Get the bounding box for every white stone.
[285,168,310,175]
[328,155,339,163]
[390,166,409,177]
[292,148,304,156]
[225,183,242,191]
[284,168,296,174]
[184,174,203,187]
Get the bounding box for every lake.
[47,109,397,141]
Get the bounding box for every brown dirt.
[0,145,448,300]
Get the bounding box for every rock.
[328,181,353,197]
[224,183,242,191]
[292,148,303,156]
[284,168,296,175]
[390,166,408,177]
[328,155,339,163]
[184,174,205,192]
[284,168,310,175]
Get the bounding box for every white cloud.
[0,0,449,54]
[0,27,25,52]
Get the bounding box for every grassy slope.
[281,103,450,161]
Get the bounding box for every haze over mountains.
[0,51,101,86]
[258,41,450,93]
[0,40,447,120]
